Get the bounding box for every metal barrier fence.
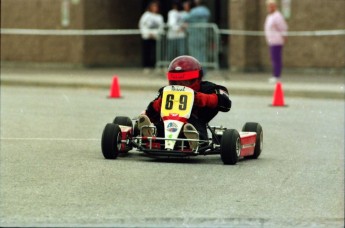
[155,23,220,70]
[2,27,344,69]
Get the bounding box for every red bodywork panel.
[239,132,257,157]
[145,142,161,149]
[119,126,132,152]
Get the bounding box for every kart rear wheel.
[242,122,263,159]
[101,123,122,159]
[220,129,241,165]
[113,116,132,128]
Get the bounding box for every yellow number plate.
[161,86,194,119]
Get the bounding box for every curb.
[1,78,344,100]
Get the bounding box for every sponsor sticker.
[167,122,178,132]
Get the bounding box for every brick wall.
[2,0,344,70]
[1,0,84,64]
[82,0,141,67]
[1,0,141,67]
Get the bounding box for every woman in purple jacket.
[264,0,288,83]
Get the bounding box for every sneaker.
[183,123,199,150]
[268,77,279,84]
[138,114,154,136]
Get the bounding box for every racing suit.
[145,81,231,139]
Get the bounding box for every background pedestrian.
[139,0,164,74]
[167,0,187,60]
[181,0,191,19]
[264,0,288,83]
[182,0,210,65]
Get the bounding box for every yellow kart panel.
[161,86,194,119]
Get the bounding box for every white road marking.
[0,137,99,141]
[62,93,70,103]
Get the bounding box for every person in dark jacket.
[138,55,231,149]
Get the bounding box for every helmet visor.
[167,70,199,81]
[169,78,198,86]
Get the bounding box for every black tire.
[220,129,241,165]
[113,116,132,128]
[242,122,263,159]
[101,123,121,159]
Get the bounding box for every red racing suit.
[145,81,231,139]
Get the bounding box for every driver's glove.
[194,92,218,108]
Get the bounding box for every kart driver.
[138,55,231,149]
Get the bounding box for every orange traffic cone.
[108,76,121,98]
[271,82,286,107]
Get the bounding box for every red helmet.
[167,55,203,90]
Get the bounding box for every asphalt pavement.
[1,65,344,100]
[1,86,344,227]
[1,65,344,227]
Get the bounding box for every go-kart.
[101,85,263,165]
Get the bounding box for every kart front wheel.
[220,129,241,165]
[101,123,122,159]
[113,116,132,128]
[242,122,263,159]
[113,116,133,152]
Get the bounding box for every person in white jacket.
[167,1,188,60]
[139,1,164,73]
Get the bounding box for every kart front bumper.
[142,148,199,157]
[131,136,220,157]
